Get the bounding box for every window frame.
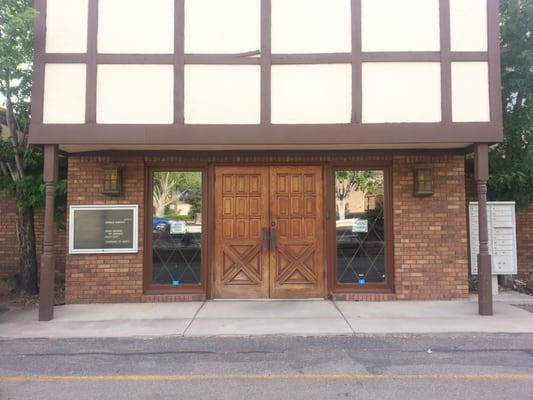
[144,166,209,295]
[327,163,394,294]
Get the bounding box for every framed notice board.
[69,205,138,254]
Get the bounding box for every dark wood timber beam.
[439,0,452,122]
[351,0,362,124]
[85,0,98,124]
[260,0,272,124]
[174,0,185,124]
[41,52,491,65]
[39,144,59,321]
[474,143,493,316]
[29,0,504,146]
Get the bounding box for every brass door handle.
[270,227,278,250]
[261,227,269,251]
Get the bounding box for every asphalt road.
[1,334,533,400]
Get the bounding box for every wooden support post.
[39,145,59,321]
[474,143,493,316]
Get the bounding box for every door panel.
[214,167,270,298]
[269,166,324,298]
[214,165,325,299]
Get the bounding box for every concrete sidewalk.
[1,293,533,339]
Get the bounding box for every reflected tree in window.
[335,170,386,285]
[335,170,381,220]
[151,171,203,286]
[153,172,201,218]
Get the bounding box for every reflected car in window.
[152,217,187,235]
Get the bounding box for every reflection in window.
[152,171,202,286]
[335,170,386,284]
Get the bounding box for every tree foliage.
[175,172,202,218]
[0,0,39,206]
[489,0,533,208]
[0,0,68,293]
[153,172,179,217]
[153,172,202,219]
[335,170,381,202]
[0,0,40,293]
[335,170,382,220]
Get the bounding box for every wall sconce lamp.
[413,165,433,197]
[102,163,123,196]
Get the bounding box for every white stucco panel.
[96,65,174,124]
[43,64,86,124]
[362,62,441,123]
[450,0,488,52]
[45,0,88,53]
[185,0,260,53]
[98,0,174,54]
[362,0,440,52]
[271,0,351,53]
[184,65,261,124]
[271,64,352,124]
[451,62,490,122]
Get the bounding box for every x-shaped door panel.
[214,166,324,298]
[269,166,324,298]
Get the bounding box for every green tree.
[152,172,201,218]
[153,172,179,217]
[489,0,533,208]
[0,0,42,294]
[335,171,381,220]
[174,172,202,219]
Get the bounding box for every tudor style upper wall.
[30,0,503,147]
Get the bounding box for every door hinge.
[325,208,331,220]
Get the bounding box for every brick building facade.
[65,152,469,303]
[0,198,21,279]
[516,204,533,280]
[65,155,145,303]
[28,0,504,317]
[392,155,468,300]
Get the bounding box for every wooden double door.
[214,166,325,298]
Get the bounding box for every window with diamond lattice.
[151,171,202,286]
[335,170,386,285]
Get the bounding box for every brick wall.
[516,204,533,280]
[65,154,145,303]
[464,160,476,202]
[0,198,20,278]
[65,152,469,303]
[0,197,66,283]
[393,154,469,300]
